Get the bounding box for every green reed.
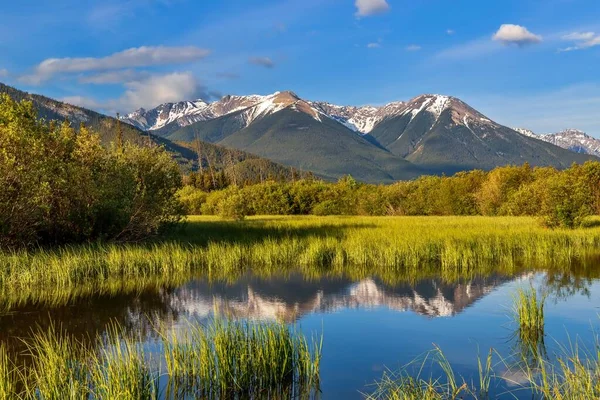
[2,216,600,311]
[0,344,16,400]
[162,318,322,398]
[366,345,493,400]
[90,326,158,400]
[1,318,320,399]
[513,286,547,355]
[23,325,90,400]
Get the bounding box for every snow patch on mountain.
[515,128,600,157]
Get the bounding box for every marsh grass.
[0,344,16,400]
[2,216,600,311]
[2,318,320,399]
[162,318,322,398]
[91,325,158,400]
[522,333,600,399]
[512,286,547,360]
[366,345,493,400]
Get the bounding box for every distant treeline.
[0,95,182,248]
[179,161,600,228]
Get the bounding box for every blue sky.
[1,0,599,134]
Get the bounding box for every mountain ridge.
[515,128,600,157]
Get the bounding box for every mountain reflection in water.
[170,274,517,321]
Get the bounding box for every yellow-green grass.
[2,319,319,399]
[526,340,600,399]
[0,344,16,400]
[512,286,548,366]
[2,216,600,311]
[366,345,493,400]
[162,318,321,398]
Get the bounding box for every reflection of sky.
[293,276,600,399]
[3,271,599,399]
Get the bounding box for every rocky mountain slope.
[368,94,595,171]
[515,128,600,157]
[0,82,309,178]
[168,275,514,321]
[126,91,596,179]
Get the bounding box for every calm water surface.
[1,269,599,399]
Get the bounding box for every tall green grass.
[512,286,547,366]
[2,216,600,311]
[526,340,600,399]
[0,344,16,400]
[162,318,322,398]
[91,326,158,400]
[366,345,493,400]
[1,318,320,399]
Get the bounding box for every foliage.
[3,216,600,310]
[0,95,182,247]
[180,161,600,227]
[162,318,321,398]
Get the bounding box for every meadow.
[2,215,600,311]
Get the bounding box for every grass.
[526,339,600,399]
[0,344,16,400]
[2,216,600,311]
[512,286,547,366]
[162,318,322,398]
[0,319,321,400]
[366,345,493,400]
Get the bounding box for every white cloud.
[562,32,595,41]
[405,45,422,51]
[248,57,275,68]
[559,31,600,51]
[434,38,500,61]
[0,69,8,78]
[492,24,542,46]
[367,42,381,48]
[65,72,211,113]
[79,69,150,84]
[21,46,210,84]
[446,29,455,35]
[118,72,202,110]
[355,0,390,17]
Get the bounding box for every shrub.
[217,188,249,221]
[0,95,182,247]
[177,186,208,215]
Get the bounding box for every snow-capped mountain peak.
[515,127,600,157]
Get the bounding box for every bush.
[217,188,249,221]
[177,186,208,215]
[0,95,182,247]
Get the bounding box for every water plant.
[162,318,322,398]
[366,345,493,400]
[90,326,158,400]
[0,344,16,400]
[3,216,600,313]
[512,286,547,354]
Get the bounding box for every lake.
[2,265,599,399]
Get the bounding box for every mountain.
[0,82,310,179]
[515,128,600,158]
[368,94,596,172]
[308,101,406,133]
[146,91,421,182]
[127,91,596,180]
[169,274,515,322]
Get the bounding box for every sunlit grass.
[0,344,16,400]
[162,318,322,398]
[2,216,600,311]
[2,318,320,399]
[366,345,493,400]
[513,286,547,359]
